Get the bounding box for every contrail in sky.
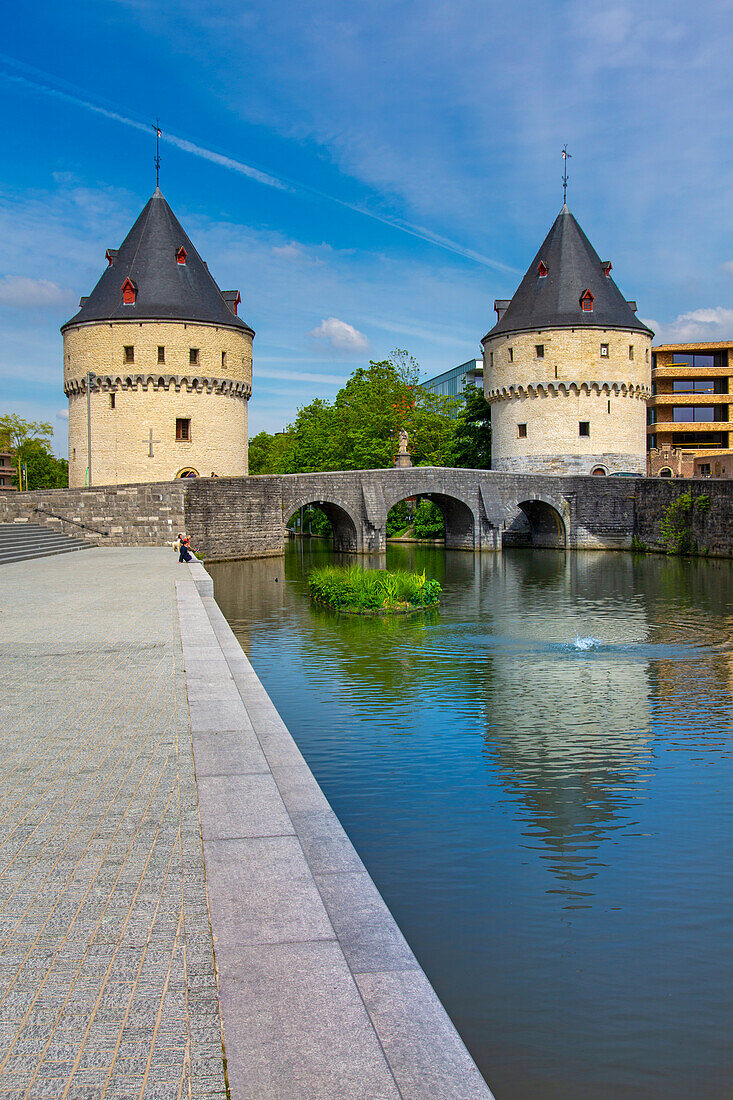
[0,53,517,274]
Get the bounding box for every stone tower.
[482,205,652,475]
[62,189,253,487]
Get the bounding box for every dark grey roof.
[62,189,253,334]
[484,205,653,340]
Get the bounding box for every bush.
[308,565,441,613]
[412,499,445,539]
[659,492,710,554]
[386,500,412,537]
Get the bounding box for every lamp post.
[86,371,96,487]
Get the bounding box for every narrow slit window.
[221,351,227,368]
[158,346,165,363]
[124,346,134,364]
[189,348,199,365]
[600,343,609,358]
[508,347,514,363]
[109,393,116,409]
[176,418,191,441]
[629,345,634,360]
[608,400,611,414]
[535,344,544,358]
[518,423,527,438]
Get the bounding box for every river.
[209,542,733,1100]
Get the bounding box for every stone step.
[0,544,91,564]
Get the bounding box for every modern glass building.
[422,359,483,399]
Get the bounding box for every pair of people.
[176,533,194,563]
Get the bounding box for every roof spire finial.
[152,119,162,189]
[562,144,572,206]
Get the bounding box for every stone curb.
[179,562,496,1100]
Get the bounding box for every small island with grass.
[308,565,441,615]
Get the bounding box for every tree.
[0,414,62,489]
[20,439,69,490]
[248,431,293,475]
[448,383,492,468]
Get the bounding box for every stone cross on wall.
[142,428,162,458]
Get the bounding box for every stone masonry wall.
[633,478,733,557]
[0,483,186,546]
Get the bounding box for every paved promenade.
[1,548,494,1099]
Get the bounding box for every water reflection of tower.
[482,551,654,899]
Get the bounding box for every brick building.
[647,342,733,478]
[0,453,16,490]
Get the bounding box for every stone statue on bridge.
[394,429,412,469]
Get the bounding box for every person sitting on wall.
[177,533,194,563]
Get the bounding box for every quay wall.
[2,470,732,558]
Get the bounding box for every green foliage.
[287,505,333,536]
[308,564,441,613]
[0,414,66,489]
[386,499,412,536]
[247,350,460,474]
[412,499,445,538]
[631,535,648,553]
[448,382,492,468]
[659,492,710,554]
[248,430,293,475]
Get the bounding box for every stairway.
[0,523,93,565]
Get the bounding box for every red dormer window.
[537,261,548,278]
[122,278,137,305]
[105,249,118,267]
[176,247,187,265]
[580,288,594,312]
[601,261,612,277]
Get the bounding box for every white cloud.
[255,366,345,385]
[0,276,74,309]
[272,242,306,261]
[56,408,69,421]
[662,307,733,343]
[308,317,369,354]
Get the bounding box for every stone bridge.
[4,468,733,559]
[184,467,640,557]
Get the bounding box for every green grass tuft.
[308,564,441,614]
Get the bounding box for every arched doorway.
[659,467,673,478]
[591,466,608,476]
[514,499,567,549]
[285,500,360,553]
[176,468,199,478]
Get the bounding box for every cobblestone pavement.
[0,549,226,1100]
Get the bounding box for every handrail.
[33,506,109,537]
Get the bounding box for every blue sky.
[2,0,733,455]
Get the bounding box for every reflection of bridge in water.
[187,467,639,558]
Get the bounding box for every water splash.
[573,635,602,650]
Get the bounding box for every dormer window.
[122,278,137,305]
[601,261,612,276]
[176,247,187,265]
[580,289,594,312]
[105,249,118,267]
[222,290,241,316]
[537,261,548,278]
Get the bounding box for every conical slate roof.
[485,205,652,339]
[62,189,253,334]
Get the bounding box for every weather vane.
[562,145,571,204]
[152,119,162,187]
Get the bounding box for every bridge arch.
[511,496,568,549]
[383,486,476,550]
[284,498,362,553]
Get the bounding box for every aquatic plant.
[308,564,441,614]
